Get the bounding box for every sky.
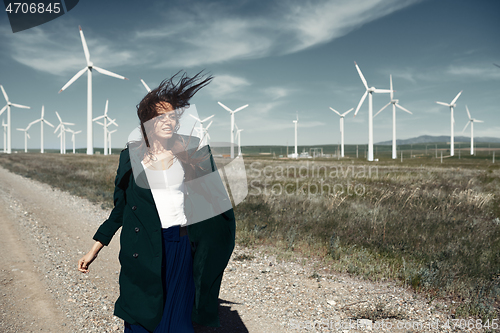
[0,0,499,150]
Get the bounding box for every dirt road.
[0,165,473,332]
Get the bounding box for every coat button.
[132,206,137,211]
[135,227,140,233]
[133,253,139,258]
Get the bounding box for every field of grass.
[1,151,499,319]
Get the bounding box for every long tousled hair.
[132,70,214,180]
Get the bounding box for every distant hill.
[376,135,500,145]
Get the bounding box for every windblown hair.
[132,70,214,180]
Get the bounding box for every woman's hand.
[78,241,104,273]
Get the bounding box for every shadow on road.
[193,299,248,332]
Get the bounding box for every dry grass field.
[1,151,499,320]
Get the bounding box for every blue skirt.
[124,226,195,333]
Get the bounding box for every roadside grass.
[0,152,499,319]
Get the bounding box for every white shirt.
[141,157,187,228]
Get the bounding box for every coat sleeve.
[93,148,131,246]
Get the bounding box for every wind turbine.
[234,123,244,157]
[58,26,128,155]
[107,129,117,155]
[353,62,392,161]
[0,85,31,153]
[217,102,248,158]
[140,79,151,92]
[436,91,462,157]
[292,112,298,159]
[462,105,483,155]
[28,105,55,153]
[329,107,353,158]
[66,128,82,154]
[189,114,214,146]
[2,119,7,153]
[54,112,75,154]
[16,124,31,153]
[373,75,413,159]
[93,100,117,155]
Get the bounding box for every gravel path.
[0,165,486,332]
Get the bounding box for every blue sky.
[0,0,499,149]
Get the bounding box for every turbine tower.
[0,85,31,153]
[108,129,117,155]
[93,100,117,155]
[217,102,248,158]
[373,75,413,159]
[58,26,128,155]
[189,114,214,146]
[2,119,7,153]
[28,105,55,153]
[235,123,244,157]
[16,124,31,153]
[353,62,392,161]
[293,112,298,159]
[66,128,82,154]
[329,107,353,158]
[462,105,483,155]
[436,91,462,157]
[141,79,151,92]
[54,112,75,154]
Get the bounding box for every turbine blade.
[450,90,462,105]
[59,68,87,93]
[205,120,213,130]
[374,89,392,94]
[189,114,201,122]
[27,133,30,139]
[329,107,341,116]
[93,115,105,121]
[494,63,500,68]
[63,122,75,126]
[0,105,7,116]
[436,101,450,107]
[104,99,109,115]
[28,119,41,127]
[93,66,128,80]
[54,124,61,133]
[217,101,232,112]
[0,85,8,102]
[201,114,215,123]
[374,102,391,117]
[233,104,249,113]
[395,103,413,114]
[140,79,151,92]
[342,108,354,117]
[354,91,368,117]
[390,75,393,100]
[474,120,484,123]
[79,26,91,66]
[354,62,368,90]
[465,105,471,119]
[75,130,82,134]
[462,120,470,133]
[108,118,118,127]
[41,105,44,118]
[95,121,104,126]
[55,111,62,123]
[44,120,55,127]
[11,103,30,109]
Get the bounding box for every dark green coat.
[93,139,235,332]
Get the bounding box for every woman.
[78,71,236,333]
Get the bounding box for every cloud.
[446,65,500,80]
[4,0,422,73]
[206,74,251,98]
[263,87,291,100]
[4,23,135,76]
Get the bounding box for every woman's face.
[145,101,178,142]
